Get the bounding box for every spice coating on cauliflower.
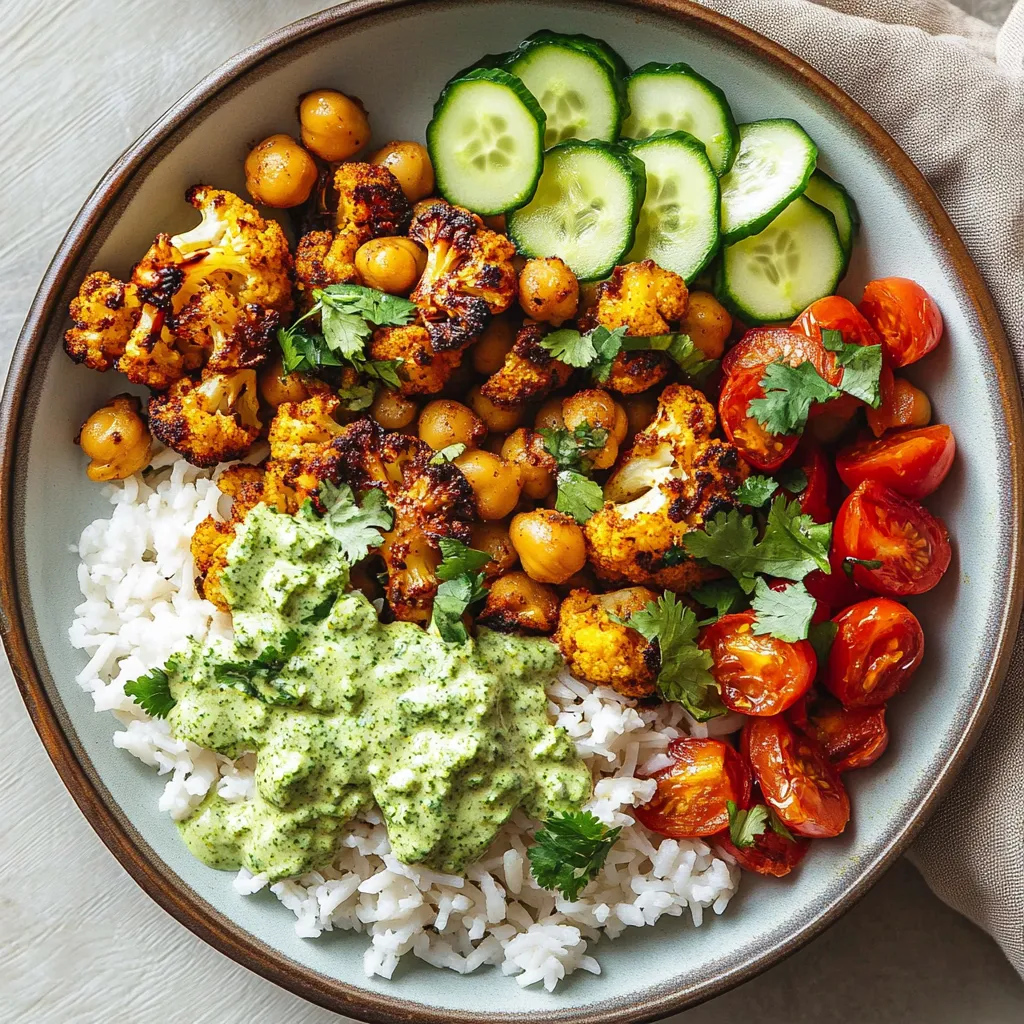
[191,515,235,612]
[294,229,361,299]
[479,321,573,409]
[64,271,141,372]
[369,323,465,396]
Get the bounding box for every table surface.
[2,1,1022,1021]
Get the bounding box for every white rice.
[69,455,740,991]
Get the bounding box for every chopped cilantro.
[429,443,467,465]
[431,570,488,644]
[750,578,817,642]
[527,811,621,902]
[727,801,769,848]
[808,620,839,665]
[734,474,778,508]
[301,592,337,625]
[555,470,605,524]
[539,422,609,472]
[689,578,749,619]
[662,545,689,567]
[822,329,884,407]
[318,482,393,564]
[842,556,883,578]
[776,465,808,495]
[213,630,303,706]
[435,538,492,581]
[362,359,404,388]
[337,383,375,411]
[748,361,841,436]
[124,665,176,719]
[277,324,343,375]
[768,806,795,841]
[619,332,717,381]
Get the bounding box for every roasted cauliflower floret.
[308,418,476,622]
[64,271,141,371]
[584,384,747,591]
[191,515,235,611]
[294,229,360,299]
[369,323,465,396]
[579,260,690,394]
[479,321,573,409]
[409,200,517,351]
[267,393,346,463]
[335,162,412,239]
[173,284,278,372]
[554,586,661,696]
[149,368,262,467]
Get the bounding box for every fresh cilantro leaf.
[689,578,749,618]
[662,545,689,568]
[767,806,795,841]
[588,325,630,382]
[337,383,375,411]
[751,578,817,642]
[842,556,883,578]
[124,666,175,719]
[822,330,883,407]
[620,332,717,381]
[435,537,492,581]
[430,443,467,465]
[819,329,843,349]
[539,327,599,368]
[539,423,608,473]
[527,811,621,902]
[748,362,842,435]
[431,571,488,644]
[363,359,404,388]
[318,482,393,564]
[776,465,808,495]
[555,470,605,524]
[213,631,302,706]
[727,801,769,848]
[320,303,372,359]
[734,474,778,508]
[627,592,724,721]
[317,283,417,328]
[277,324,342,374]
[302,593,337,625]
[808,620,839,665]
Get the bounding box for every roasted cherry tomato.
[859,277,943,367]
[719,366,799,471]
[635,737,752,838]
[721,328,839,383]
[700,611,816,717]
[824,597,924,706]
[744,716,851,838]
[781,442,832,523]
[836,425,955,499]
[866,370,932,437]
[803,696,890,772]
[715,790,811,877]
[833,481,951,596]
[804,546,871,610]
[792,295,882,349]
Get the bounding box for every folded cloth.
[694,0,1024,974]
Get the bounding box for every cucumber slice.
[803,169,859,260]
[523,29,631,82]
[508,139,647,281]
[626,132,720,282]
[427,68,545,216]
[715,196,845,324]
[719,119,818,243]
[621,62,739,175]
[505,32,626,147]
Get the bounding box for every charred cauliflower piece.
[585,384,747,591]
[149,368,262,468]
[410,201,516,351]
[554,587,661,696]
[479,321,573,409]
[369,323,465,396]
[294,229,360,298]
[173,284,278,372]
[579,260,689,394]
[267,392,346,464]
[308,418,476,622]
[191,515,235,611]
[64,271,141,372]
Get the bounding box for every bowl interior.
[8,1,1018,1020]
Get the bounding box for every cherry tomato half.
[744,716,851,838]
[803,696,890,772]
[722,328,839,384]
[824,597,924,706]
[866,371,932,437]
[781,442,832,523]
[792,295,882,349]
[700,611,816,716]
[635,737,752,838]
[859,277,943,368]
[719,366,799,471]
[715,789,811,877]
[804,546,872,610]
[836,425,955,500]
[833,481,952,596]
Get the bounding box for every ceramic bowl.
[3,1,1022,1021]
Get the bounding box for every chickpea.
[244,134,318,209]
[471,317,516,376]
[470,521,519,580]
[418,399,485,451]
[455,450,523,520]
[867,377,932,437]
[562,389,624,469]
[518,257,579,324]
[620,392,658,442]
[480,572,560,634]
[371,388,417,430]
[679,291,732,360]
[469,386,525,432]
[501,428,556,500]
[355,237,426,295]
[259,357,309,408]
[534,396,566,432]
[299,89,370,161]
[510,509,587,584]
[78,395,151,482]
[370,141,435,202]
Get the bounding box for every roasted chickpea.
[501,428,556,500]
[78,395,151,482]
[471,317,516,376]
[418,399,486,451]
[561,389,624,469]
[259,357,309,408]
[518,257,579,324]
[470,521,519,580]
[455,450,523,519]
[510,509,587,584]
[355,237,426,295]
[478,572,560,634]
[620,391,658,442]
[244,134,318,208]
[867,377,932,437]
[679,291,732,360]
[469,386,525,432]
[371,388,417,430]
[533,396,565,432]
[370,141,435,202]
[299,89,370,161]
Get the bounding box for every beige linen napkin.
[696,0,1024,974]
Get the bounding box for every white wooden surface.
[1,2,1022,1021]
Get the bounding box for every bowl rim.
[2,0,1022,1020]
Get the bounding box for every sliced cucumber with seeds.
[719,119,817,243]
[626,132,720,282]
[621,62,739,175]
[715,196,845,324]
[508,139,647,281]
[504,32,626,147]
[804,169,859,264]
[427,68,545,216]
